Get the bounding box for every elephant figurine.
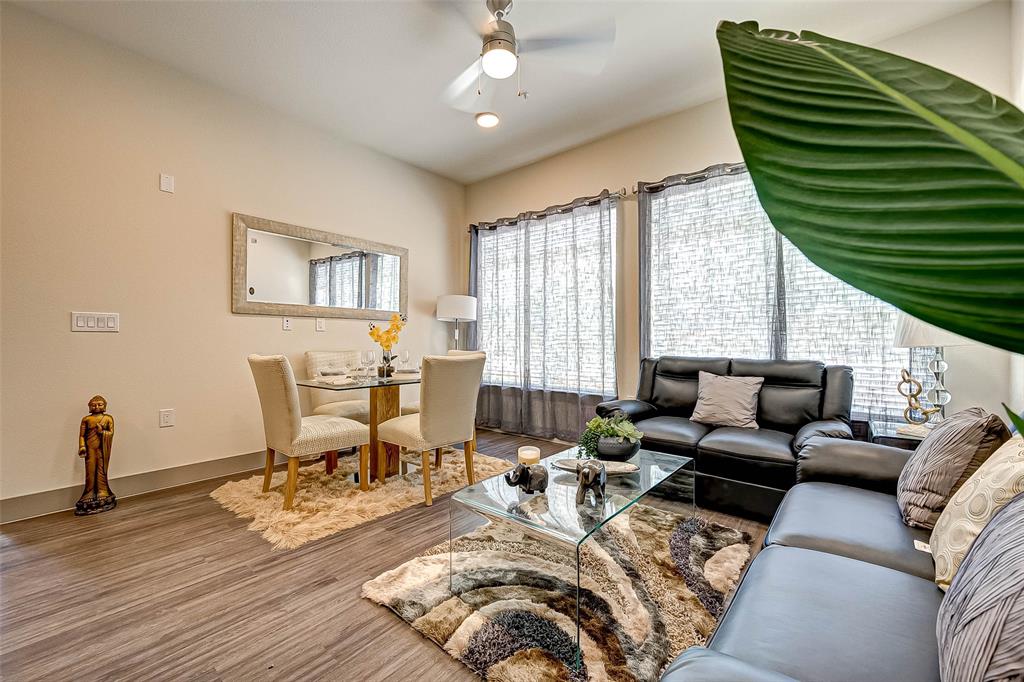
[504,463,549,494]
[575,460,607,505]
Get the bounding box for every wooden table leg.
[369,385,401,480]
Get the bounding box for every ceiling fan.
[440,0,617,121]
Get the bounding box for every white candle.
[517,446,541,466]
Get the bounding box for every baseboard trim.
[0,450,267,524]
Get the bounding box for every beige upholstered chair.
[377,353,485,506]
[248,354,371,510]
[305,350,370,423]
[399,349,485,417]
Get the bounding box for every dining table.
[295,373,421,480]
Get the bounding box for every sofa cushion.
[930,435,1024,590]
[897,407,1012,529]
[662,648,798,682]
[936,492,1024,682]
[730,359,825,433]
[691,371,764,429]
[635,416,711,457]
[765,482,934,579]
[697,427,795,490]
[710,545,942,682]
[648,357,731,416]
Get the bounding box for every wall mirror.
[232,213,408,319]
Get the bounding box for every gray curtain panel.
[470,192,617,441]
[309,252,364,308]
[638,164,935,425]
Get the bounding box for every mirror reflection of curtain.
[366,254,400,311]
[309,253,364,308]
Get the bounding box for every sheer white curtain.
[309,254,363,308]
[640,165,933,424]
[472,194,617,440]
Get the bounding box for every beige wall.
[465,1,1020,419]
[0,7,464,499]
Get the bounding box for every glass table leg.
[448,500,455,595]
[574,543,582,672]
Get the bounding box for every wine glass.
[361,350,375,378]
[399,350,410,370]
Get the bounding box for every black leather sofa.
[597,357,854,519]
[662,437,942,682]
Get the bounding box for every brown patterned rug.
[362,503,752,681]
[210,447,512,550]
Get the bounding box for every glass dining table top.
[295,373,421,391]
[450,446,694,548]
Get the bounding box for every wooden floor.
[0,430,766,681]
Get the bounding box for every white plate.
[552,459,640,476]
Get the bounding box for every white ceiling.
[22,0,985,183]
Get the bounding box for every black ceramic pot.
[596,437,640,461]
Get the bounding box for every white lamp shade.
[437,295,477,322]
[892,312,972,348]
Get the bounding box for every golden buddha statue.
[76,395,116,515]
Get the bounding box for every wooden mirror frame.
[231,213,409,320]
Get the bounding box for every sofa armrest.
[662,648,798,682]
[792,418,853,452]
[796,436,912,494]
[595,399,658,422]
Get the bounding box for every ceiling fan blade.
[441,58,498,114]
[425,1,489,40]
[518,17,617,76]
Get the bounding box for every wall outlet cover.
[159,173,175,193]
[315,318,327,332]
[158,408,175,428]
[282,317,293,331]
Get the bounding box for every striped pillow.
[896,408,1011,530]
[936,492,1024,682]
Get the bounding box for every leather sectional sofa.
[662,437,942,681]
[597,356,854,519]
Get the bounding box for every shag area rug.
[210,447,512,549]
[362,502,752,681]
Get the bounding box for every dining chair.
[305,350,370,423]
[376,353,485,506]
[248,354,372,510]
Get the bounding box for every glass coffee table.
[448,446,694,670]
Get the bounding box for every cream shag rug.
[211,448,512,549]
[363,503,752,681]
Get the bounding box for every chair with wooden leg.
[377,353,485,506]
[248,354,372,510]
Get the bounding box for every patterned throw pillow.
[930,435,1024,590]
[936,492,1024,682]
[690,371,764,429]
[896,408,1011,530]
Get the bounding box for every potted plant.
[368,313,407,378]
[578,414,644,461]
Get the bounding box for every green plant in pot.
[716,22,1024,433]
[578,415,644,461]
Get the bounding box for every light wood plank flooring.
[0,430,766,681]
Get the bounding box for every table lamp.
[892,312,971,420]
[437,295,477,351]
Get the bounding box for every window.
[471,193,617,440]
[640,165,932,423]
[310,254,363,308]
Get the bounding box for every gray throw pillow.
[690,371,764,429]
[897,407,1011,530]
[936,492,1024,682]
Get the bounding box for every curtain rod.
[469,188,626,232]
[635,162,747,195]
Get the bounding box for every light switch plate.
[72,312,119,332]
[282,317,293,331]
[315,318,327,332]
[159,173,175,193]
[158,408,175,428]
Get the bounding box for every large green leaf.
[717,21,1024,354]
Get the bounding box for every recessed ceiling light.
[475,112,500,129]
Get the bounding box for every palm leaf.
[717,21,1024,354]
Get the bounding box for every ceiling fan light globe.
[475,112,500,128]
[481,42,518,79]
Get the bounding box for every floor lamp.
[437,295,477,351]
